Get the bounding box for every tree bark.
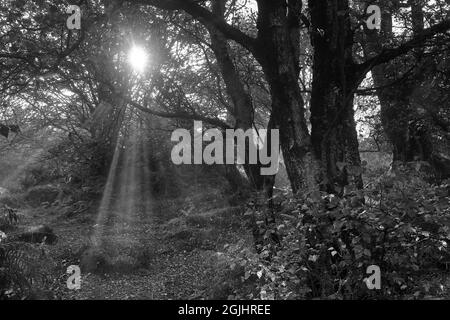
[309,0,363,193]
[209,0,271,191]
[255,0,321,193]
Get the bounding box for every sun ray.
[123,131,139,221]
[140,138,153,216]
[93,138,122,242]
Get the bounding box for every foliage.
[41,136,112,186]
[0,193,21,209]
[222,165,450,299]
[0,204,19,232]
[0,241,57,300]
[0,0,449,301]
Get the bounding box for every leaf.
[328,195,340,209]
[0,231,6,243]
[257,270,263,279]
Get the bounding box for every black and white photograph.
[0,0,450,309]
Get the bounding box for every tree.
[308,0,364,193]
[3,0,449,193]
[205,0,272,191]
[127,0,450,194]
[127,0,321,193]
[361,0,450,179]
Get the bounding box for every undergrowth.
[219,163,450,300]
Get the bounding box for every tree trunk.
[364,4,431,161]
[209,0,271,191]
[256,0,321,193]
[362,1,450,180]
[309,0,363,193]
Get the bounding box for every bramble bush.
[221,163,450,300]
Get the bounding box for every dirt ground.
[9,179,252,300]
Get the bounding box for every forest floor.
[12,173,252,300]
[5,164,450,300]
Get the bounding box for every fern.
[0,242,56,299]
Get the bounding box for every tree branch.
[129,0,259,54]
[357,19,450,73]
[127,98,232,130]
